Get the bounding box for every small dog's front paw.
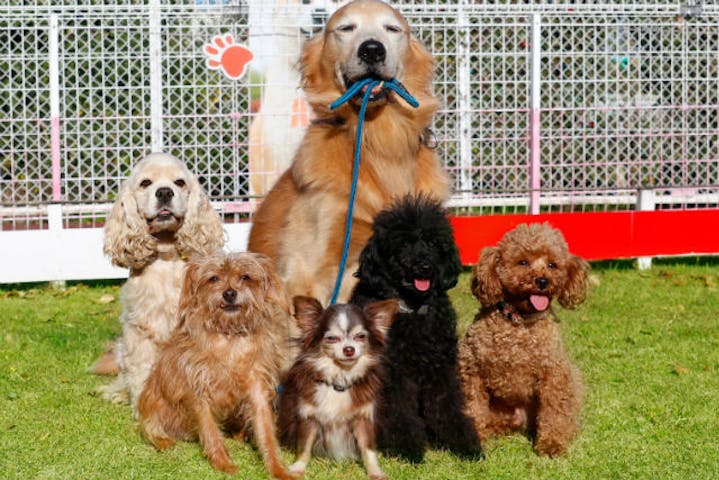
[95,383,129,404]
[209,456,238,474]
[368,471,388,480]
[534,438,567,457]
[288,461,306,476]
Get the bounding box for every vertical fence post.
[149,0,164,152]
[457,0,473,201]
[49,14,62,202]
[636,189,655,269]
[528,13,542,214]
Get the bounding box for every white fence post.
[528,13,542,215]
[457,0,473,201]
[636,189,656,269]
[149,0,164,153]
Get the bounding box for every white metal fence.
[1,1,717,282]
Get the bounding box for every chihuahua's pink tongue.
[414,279,430,292]
[530,295,550,311]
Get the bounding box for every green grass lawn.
[2,260,719,479]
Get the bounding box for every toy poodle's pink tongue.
[414,278,430,292]
[530,294,550,311]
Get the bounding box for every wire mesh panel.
[1,1,718,232]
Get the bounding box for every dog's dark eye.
[354,333,367,342]
[139,179,152,188]
[385,24,402,33]
[240,274,250,281]
[324,335,340,344]
[336,24,355,33]
[548,262,557,269]
[209,275,219,283]
[519,260,529,266]
[174,179,186,188]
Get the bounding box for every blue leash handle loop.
[327,78,419,305]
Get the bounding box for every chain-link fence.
[2,0,717,231]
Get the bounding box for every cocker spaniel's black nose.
[155,187,174,204]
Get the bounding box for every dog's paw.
[368,472,388,480]
[534,438,567,457]
[209,456,238,474]
[288,461,306,477]
[95,383,129,404]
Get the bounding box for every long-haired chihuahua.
[137,251,296,479]
[279,296,397,479]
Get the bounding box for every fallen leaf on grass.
[673,365,689,376]
[93,294,115,305]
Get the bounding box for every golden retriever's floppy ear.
[103,180,156,269]
[471,246,504,307]
[404,37,435,95]
[175,173,225,258]
[558,255,590,309]
[292,296,324,337]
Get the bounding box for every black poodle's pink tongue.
[414,278,431,292]
[530,294,550,311]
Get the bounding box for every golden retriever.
[248,0,449,305]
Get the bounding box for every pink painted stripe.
[528,108,541,214]
[51,116,61,201]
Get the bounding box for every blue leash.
[327,78,419,305]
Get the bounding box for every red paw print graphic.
[204,34,254,80]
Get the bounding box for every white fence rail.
[1,1,718,282]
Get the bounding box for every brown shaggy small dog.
[458,223,589,456]
[137,251,296,479]
[248,0,449,305]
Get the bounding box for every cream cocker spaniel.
[95,152,225,416]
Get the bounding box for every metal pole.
[149,0,164,152]
[528,13,542,214]
[49,14,62,202]
[457,0,473,201]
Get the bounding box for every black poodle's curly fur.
[350,195,482,462]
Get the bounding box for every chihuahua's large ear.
[364,299,399,339]
[558,255,590,309]
[471,246,504,307]
[103,181,156,269]
[292,296,324,337]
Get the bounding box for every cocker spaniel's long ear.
[175,174,225,258]
[471,246,504,307]
[103,181,156,270]
[558,255,590,309]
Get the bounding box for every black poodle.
[350,195,482,462]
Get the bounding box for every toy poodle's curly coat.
[351,195,482,462]
[458,223,589,456]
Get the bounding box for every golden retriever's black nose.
[222,289,237,304]
[358,40,386,64]
[155,187,174,204]
[535,277,549,290]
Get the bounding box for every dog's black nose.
[222,289,237,304]
[535,277,549,290]
[358,40,386,64]
[343,346,355,357]
[155,187,174,204]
